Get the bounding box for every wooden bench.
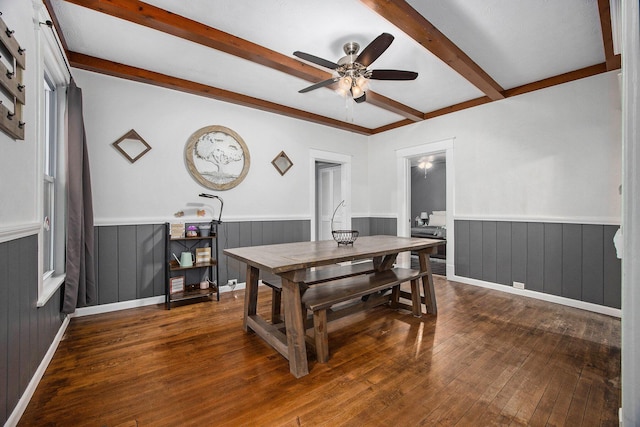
[300,267,428,363]
[261,261,376,323]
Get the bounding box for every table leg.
[418,249,438,314]
[243,265,260,332]
[373,254,398,271]
[281,276,309,378]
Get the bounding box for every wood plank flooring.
[18,277,620,426]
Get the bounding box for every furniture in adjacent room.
[224,235,444,378]
[411,210,447,259]
[165,222,219,309]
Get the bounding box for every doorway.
[316,162,342,240]
[309,149,352,241]
[396,138,455,277]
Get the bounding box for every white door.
[317,165,342,240]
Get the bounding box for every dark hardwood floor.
[19,277,620,426]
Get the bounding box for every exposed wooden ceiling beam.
[63,0,423,122]
[68,52,373,136]
[502,63,609,98]
[597,0,622,71]
[360,0,505,101]
[372,63,610,134]
[365,91,424,121]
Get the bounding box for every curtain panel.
[63,79,96,314]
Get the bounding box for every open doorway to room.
[309,149,352,242]
[409,153,447,276]
[396,138,454,277]
[316,162,342,241]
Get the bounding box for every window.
[37,4,69,306]
[42,74,56,280]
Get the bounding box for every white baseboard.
[72,284,247,318]
[73,296,166,317]
[449,274,621,318]
[6,315,71,427]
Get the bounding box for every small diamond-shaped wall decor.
[112,129,152,163]
[272,151,293,176]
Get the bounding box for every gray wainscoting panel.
[582,225,604,305]
[217,220,311,285]
[152,225,164,296]
[482,221,497,283]
[469,222,483,279]
[93,218,396,304]
[94,224,165,305]
[0,234,64,426]
[352,217,370,236]
[526,223,544,293]
[603,226,621,308]
[117,226,137,302]
[543,223,563,296]
[496,222,512,286]
[562,224,582,300]
[454,220,621,309]
[511,222,527,285]
[0,240,8,422]
[96,226,119,304]
[454,220,470,278]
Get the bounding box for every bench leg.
[271,289,282,324]
[390,284,400,309]
[313,309,329,363]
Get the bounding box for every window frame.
[36,5,70,307]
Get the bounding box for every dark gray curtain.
[63,79,96,314]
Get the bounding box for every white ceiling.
[48,0,610,133]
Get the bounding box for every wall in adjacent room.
[411,162,446,222]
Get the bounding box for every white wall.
[72,70,370,224]
[0,1,39,231]
[368,71,622,225]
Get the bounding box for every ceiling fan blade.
[298,78,338,93]
[354,93,367,103]
[356,33,394,67]
[293,51,339,70]
[369,69,418,80]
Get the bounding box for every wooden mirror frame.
[271,150,293,176]
[112,129,152,163]
[185,125,250,191]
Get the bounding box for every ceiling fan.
[294,33,418,103]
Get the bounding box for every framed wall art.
[272,150,293,176]
[112,129,152,163]
[169,276,185,294]
[185,125,250,191]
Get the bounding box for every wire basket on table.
[331,200,358,246]
[332,229,359,246]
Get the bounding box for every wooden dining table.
[224,235,444,378]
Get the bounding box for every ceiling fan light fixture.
[351,84,364,99]
[339,76,352,91]
[295,33,417,103]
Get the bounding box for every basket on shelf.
[331,200,358,246]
